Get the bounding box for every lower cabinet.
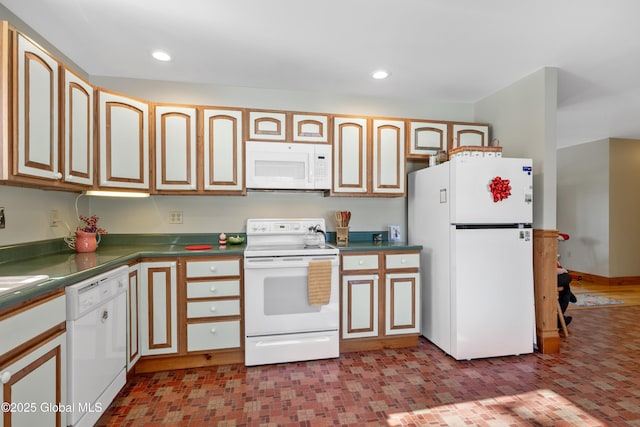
[340,251,420,351]
[139,260,178,356]
[184,257,242,352]
[0,293,67,427]
[131,256,243,373]
[127,263,141,371]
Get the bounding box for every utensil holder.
[336,227,349,246]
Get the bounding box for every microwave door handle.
[308,153,314,184]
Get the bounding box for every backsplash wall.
[0,185,409,246]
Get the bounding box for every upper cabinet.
[13,33,61,181]
[202,108,244,193]
[153,105,197,192]
[333,117,405,197]
[407,120,448,160]
[332,116,368,194]
[292,113,329,143]
[0,23,497,197]
[451,122,490,149]
[247,110,286,141]
[61,67,94,187]
[97,90,149,190]
[372,119,405,195]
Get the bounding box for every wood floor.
[568,277,640,308]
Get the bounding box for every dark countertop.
[0,235,421,311]
[336,241,422,252]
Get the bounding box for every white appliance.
[66,266,128,427]
[245,141,332,190]
[244,218,340,366]
[408,156,535,360]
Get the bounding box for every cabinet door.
[452,123,490,148]
[372,119,405,195]
[98,91,149,189]
[408,120,448,160]
[202,108,243,192]
[154,105,197,191]
[0,333,66,427]
[14,33,60,181]
[341,274,378,339]
[62,67,94,186]
[127,264,141,371]
[139,261,177,355]
[292,113,329,143]
[384,272,420,335]
[247,110,286,141]
[333,117,368,194]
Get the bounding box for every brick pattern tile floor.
[97,306,640,426]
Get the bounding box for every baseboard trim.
[569,271,640,286]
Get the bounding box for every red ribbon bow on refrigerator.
[489,176,511,202]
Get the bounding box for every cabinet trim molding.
[146,266,174,350]
[388,276,417,331]
[2,344,63,427]
[345,278,376,334]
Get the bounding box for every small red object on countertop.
[185,245,213,250]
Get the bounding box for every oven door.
[244,254,339,336]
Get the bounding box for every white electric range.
[243,218,340,366]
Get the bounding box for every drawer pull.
[1,371,11,384]
[210,266,217,272]
[401,258,407,264]
[210,328,216,334]
[210,306,217,312]
[358,260,364,265]
[210,286,217,293]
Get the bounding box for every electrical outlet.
[0,207,5,229]
[169,211,183,224]
[50,209,60,227]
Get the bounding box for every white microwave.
[245,141,332,190]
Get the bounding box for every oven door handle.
[244,256,338,269]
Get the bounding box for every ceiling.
[2,0,640,148]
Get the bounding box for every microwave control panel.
[313,145,332,185]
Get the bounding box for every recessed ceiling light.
[372,70,390,80]
[152,50,171,62]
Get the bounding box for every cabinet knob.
[209,266,217,272]
[1,371,11,384]
[54,172,62,179]
[401,258,407,264]
[210,306,217,312]
[358,260,364,265]
[210,328,216,334]
[210,286,217,293]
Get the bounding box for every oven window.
[264,275,321,315]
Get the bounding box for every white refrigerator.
[408,156,535,360]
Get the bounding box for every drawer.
[187,280,240,299]
[186,259,240,278]
[187,321,240,352]
[342,254,379,271]
[0,294,66,356]
[187,300,240,319]
[385,253,420,269]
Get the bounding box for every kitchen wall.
[474,67,558,230]
[557,139,610,276]
[557,138,640,277]
[0,185,79,245]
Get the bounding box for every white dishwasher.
[66,265,128,427]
